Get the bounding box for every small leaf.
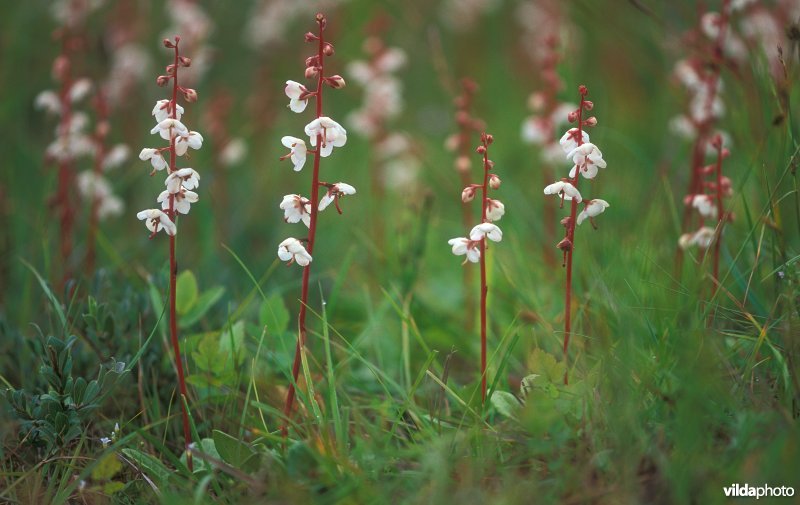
[212,430,259,472]
[175,270,199,315]
[102,481,125,494]
[219,321,246,367]
[121,448,172,486]
[92,453,122,481]
[491,391,522,419]
[526,348,566,384]
[180,286,225,327]
[259,295,290,334]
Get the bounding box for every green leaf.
[92,453,122,481]
[192,333,226,374]
[526,348,566,384]
[102,481,125,494]
[259,295,290,334]
[219,321,246,367]
[121,449,172,486]
[180,286,225,327]
[175,270,199,315]
[491,391,522,419]
[212,430,259,473]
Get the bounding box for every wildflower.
[679,226,716,249]
[157,187,198,215]
[69,78,92,102]
[448,237,481,263]
[577,199,610,225]
[285,80,310,113]
[279,194,312,226]
[319,182,356,211]
[544,181,582,202]
[280,136,308,171]
[304,116,347,156]
[100,437,111,448]
[34,90,61,115]
[469,222,503,242]
[165,168,200,193]
[152,99,183,122]
[139,148,167,172]
[567,143,606,179]
[103,144,130,171]
[150,118,189,140]
[137,209,176,236]
[277,237,312,266]
[559,128,590,154]
[688,193,718,219]
[175,130,204,156]
[485,199,505,222]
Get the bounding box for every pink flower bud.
[183,88,198,102]
[462,186,476,203]
[305,56,319,68]
[179,56,192,67]
[304,32,318,42]
[583,116,597,127]
[156,75,170,87]
[323,43,335,56]
[476,145,487,154]
[556,237,573,251]
[484,133,494,145]
[163,38,176,48]
[567,111,579,123]
[489,174,501,189]
[316,13,327,28]
[305,66,318,79]
[578,85,588,96]
[583,100,594,110]
[325,75,346,89]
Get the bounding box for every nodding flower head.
[280,136,308,171]
[175,131,204,156]
[485,198,505,222]
[150,118,188,140]
[279,194,312,227]
[277,237,312,266]
[679,226,716,250]
[304,117,347,157]
[157,187,198,215]
[469,222,503,242]
[165,168,200,193]
[137,209,176,236]
[319,182,356,212]
[139,148,167,172]
[567,142,606,179]
[577,199,610,225]
[544,180,582,202]
[285,80,310,113]
[559,127,590,154]
[448,237,481,263]
[152,99,183,122]
[687,193,718,219]
[462,185,477,203]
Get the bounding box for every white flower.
[567,143,606,180]
[544,181,582,202]
[97,194,124,219]
[150,118,188,141]
[137,209,176,236]
[280,136,308,171]
[319,182,357,212]
[280,194,312,227]
[152,99,183,122]
[701,12,721,40]
[559,128,590,154]
[103,144,130,171]
[678,226,716,250]
[448,237,480,263]
[69,78,92,103]
[485,199,505,222]
[219,138,247,166]
[100,437,111,448]
[304,117,347,157]
[157,187,198,215]
[139,148,167,172]
[669,115,697,140]
[285,80,309,113]
[689,194,718,219]
[521,116,550,145]
[175,131,203,156]
[278,237,312,266]
[470,222,503,242]
[35,90,61,115]
[674,60,701,90]
[165,168,200,193]
[577,199,610,225]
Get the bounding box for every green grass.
[1,0,799,503]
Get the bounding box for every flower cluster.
[136,37,203,238]
[447,132,504,402]
[543,85,608,383]
[277,15,352,267]
[347,35,419,189]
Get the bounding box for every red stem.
[283,19,326,435]
[712,142,724,295]
[563,91,587,385]
[167,40,193,471]
[479,139,490,404]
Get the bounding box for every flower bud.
[166,64,176,75]
[179,56,192,67]
[578,84,588,96]
[582,100,594,111]
[163,38,176,48]
[156,75,170,87]
[304,32,318,42]
[305,66,318,79]
[183,88,198,102]
[305,55,319,67]
[476,145,487,154]
[323,43,335,56]
[316,13,327,28]
[484,133,494,145]
[556,237,573,251]
[455,155,471,173]
[325,75,346,89]
[567,111,579,123]
[489,174,501,189]
[583,116,597,127]
[462,186,476,203]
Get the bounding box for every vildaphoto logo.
[723,483,795,499]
